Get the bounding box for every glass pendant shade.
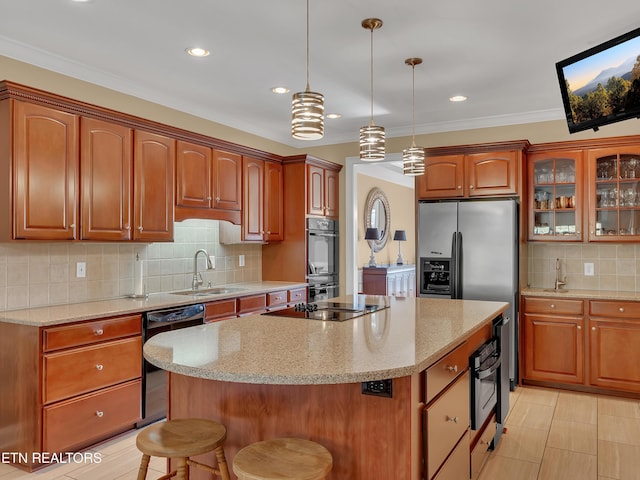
[292,90,324,140]
[359,124,386,161]
[402,145,425,176]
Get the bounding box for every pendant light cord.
[369,25,375,126]
[305,0,310,92]
[411,63,416,147]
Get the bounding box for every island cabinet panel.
[424,342,467,403]
[237,293,267,316]
[13,101,79,240]
[168,374,415,480]
[133,130,175,241]
[433,432,470,480]
[80,117,133,241]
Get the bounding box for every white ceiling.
[2,0,639,148]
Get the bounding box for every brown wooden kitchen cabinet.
[242,156,283,242]
[80,117,133,241]
[307,164,339,218]
[587,145,640,241]
[527,149,584,241]
[0,314,142,471]
[523,297,585,385]
[264,161,284,241]
[11,101,79,240]
[133,130,175,241]
[205,298,238,323]
[417,141,528,200]
[175,141,242,223]
[589,300,640,392]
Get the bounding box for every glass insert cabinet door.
[588,146,640,241]
[528,150,583,241]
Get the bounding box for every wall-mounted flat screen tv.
[556,26,640,133]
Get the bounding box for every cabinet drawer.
[425,342,467,403]
[424,371,470,480]
[43,314,142,352]
[267,290,288,308]
[590,300,640,318]
[43,379,141,453]
[43,337,141,404]
[471,417,496,480]
[524,297,584,315]
[237,294,267,315]
[433,431,470,480]
[205,299,237,322]
[288,287,307,304]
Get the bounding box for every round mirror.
[364,187,390,252]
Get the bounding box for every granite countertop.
[0,281,307,327]
[521,287,640,301]
[143,295,508,385]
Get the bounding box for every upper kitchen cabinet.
[241,156,283,242]
[587,145,640,241]
[417,141,528,200]
[527,149,583,241]
[80,118,133,241]
[175,141,242,224]
[307,163,339,218]
[10,101,79,240]
[133,130,175,242]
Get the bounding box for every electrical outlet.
[209,255,215,269]
[584,262,594,276]
[76,262,86,278]
[239,254,245,267]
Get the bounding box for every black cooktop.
[262,301,389,322]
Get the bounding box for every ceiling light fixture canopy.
[402,57,425,176]
[291,0,324,140]
[359,18,385,161]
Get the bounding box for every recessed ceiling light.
[271,87,290,94]
[326,113,342,119]
[449,95,468,102]
[185,47,210,57]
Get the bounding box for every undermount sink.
[543,288,569,293]
[171,287,247,296]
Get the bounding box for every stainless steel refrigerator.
[417,199,518,441]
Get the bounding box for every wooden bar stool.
[232,438,332,480]
[136,418,231,480]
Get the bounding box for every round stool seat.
[232,438,332,480]
[136,418,227,458]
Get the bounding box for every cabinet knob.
[207,196,212,201]
[592,327,596,331]
[69,223,75,229]
[550,304,555,308]
[577,325,581,330]
[216,197,220,202]
[457,185,462,189]
[125,225,131,231]
[446,365,459,373]
[137,226,143,232]
[95,411,104,418]
[96,364,104,371]
[446,416,459,423]
[469,185,475,189]
[267,231,271,235]
[94,328,104,336]
[619,307,625,312]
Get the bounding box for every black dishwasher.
[137,303,205,427]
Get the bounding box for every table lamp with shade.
[393,230,407,265]
[364,227,380,267]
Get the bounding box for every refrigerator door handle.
[450,232,457,298]
[455,232,463,299]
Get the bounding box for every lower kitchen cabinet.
[523,296,640,394]
[205,298,238,323]
[0,314,142,471]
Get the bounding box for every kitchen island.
[143,295,508,480]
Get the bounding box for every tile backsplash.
[528,242,640,292]
[0,219,262,311]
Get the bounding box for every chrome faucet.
[554,258,567,291]
[192,249,213,290]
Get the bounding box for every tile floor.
[1,386,639,479]
[479,386,640,480]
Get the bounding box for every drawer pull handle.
[96,364,104,371]
[577,325,581,330]
[619,307,625,312]
[446,365,459,373]
[94,329,104,336]
[446,416,459,423]
[550,304,555,308]
[95,411,104,418]
[480,439,491,445]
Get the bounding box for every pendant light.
[291,0,324,140]
[402,58,425,176]
[359,18,385,161]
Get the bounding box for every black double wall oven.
[306,218,339,302]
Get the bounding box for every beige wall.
[356,174,415,268]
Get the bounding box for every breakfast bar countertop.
[143,295,508,385]
[0,281,308,327]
